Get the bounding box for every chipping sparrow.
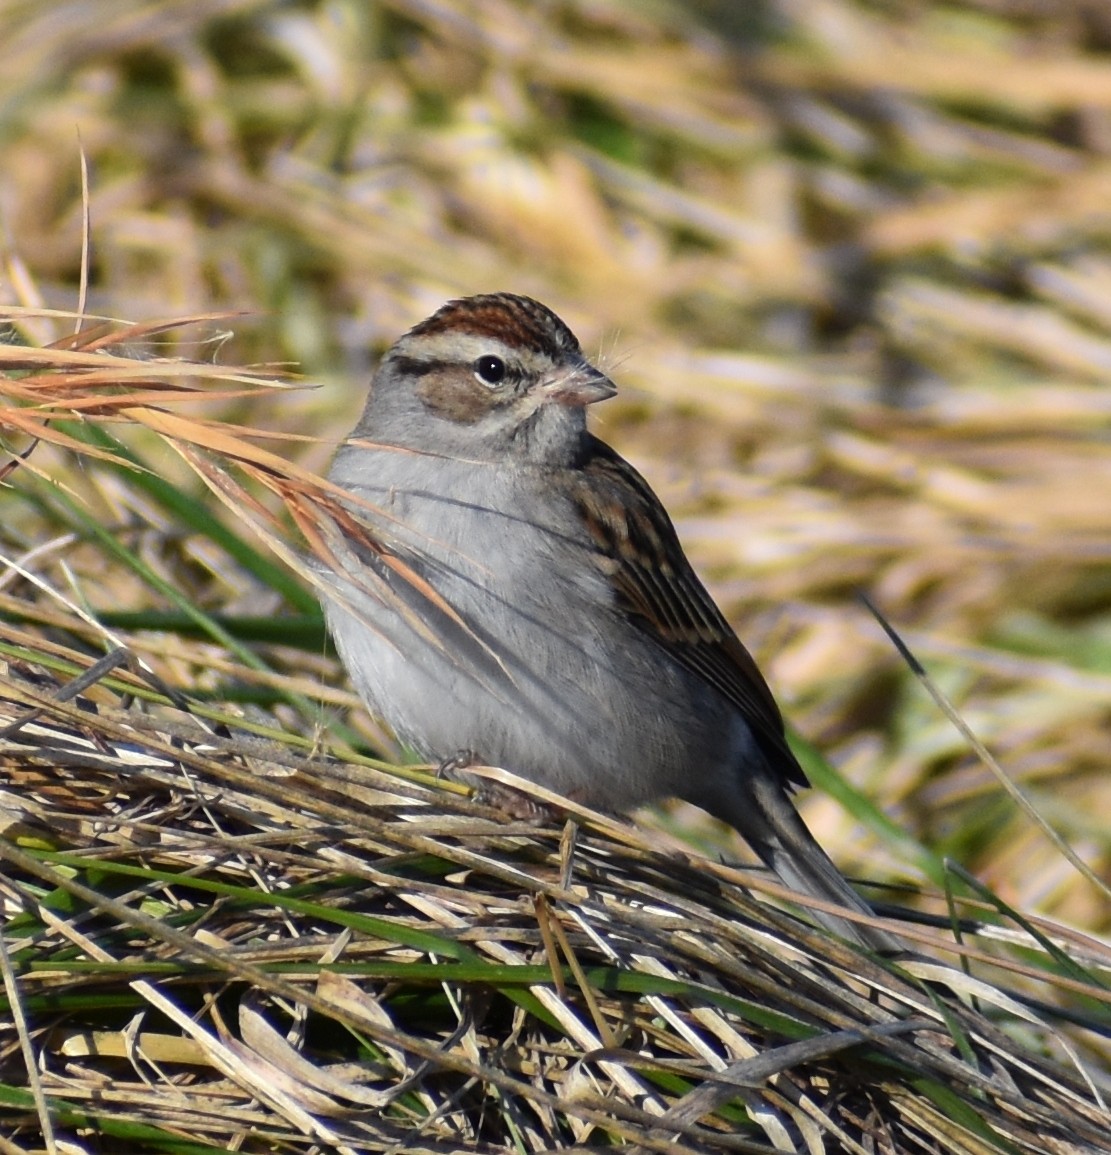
[316,293,891,948]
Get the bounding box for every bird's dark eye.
[473,355,506,387]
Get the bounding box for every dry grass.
[2,0,1111,1149]
[0,563,1109,1152]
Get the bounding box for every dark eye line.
[390,351,538,395]
[389,354,444,379]
[391,352,520,384]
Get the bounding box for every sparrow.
[314,292,891,948]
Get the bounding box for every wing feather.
[571,438,807,790]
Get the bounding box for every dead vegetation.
[1,0,1110,1150]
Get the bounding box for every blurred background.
[2,0,1110,931]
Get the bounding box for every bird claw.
[436,749,479,780]
[435,751,556,823]
[471,781,556,824]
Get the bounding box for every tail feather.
[701,771,900,952]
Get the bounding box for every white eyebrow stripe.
[397,332,563,376]
[398,332,504,362]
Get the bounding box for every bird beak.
[541,361,617,407]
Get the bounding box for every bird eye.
[473,355,506,387]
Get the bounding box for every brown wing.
[571,437,807,790]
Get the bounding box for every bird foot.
[436,750,556,823]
